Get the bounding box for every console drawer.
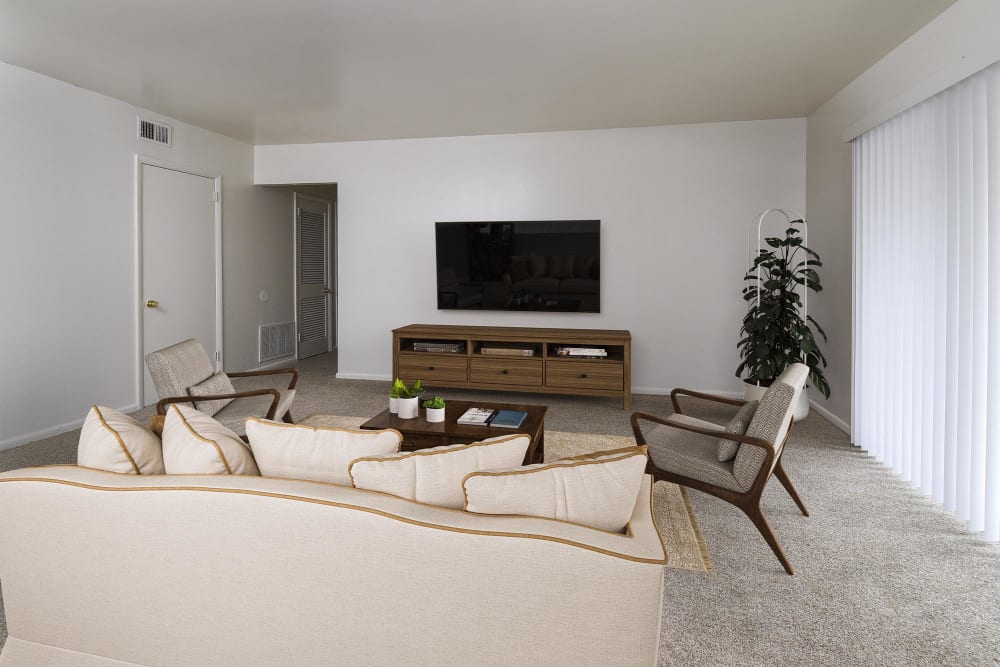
[546,361,623,390]
[470,357,543,386]
[398,354,468,382]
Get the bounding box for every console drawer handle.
[428,366,435,371]
[501,369,509,375]
[580,373,588,378]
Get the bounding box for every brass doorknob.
[146,299,160,309]
[322,288,332,294]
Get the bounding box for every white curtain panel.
[853,59,1000,541]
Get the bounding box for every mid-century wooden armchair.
[631,363,809,575]
[145,339,298,437]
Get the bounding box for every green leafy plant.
[423,396,445,409]
[736,219,830,398]
[391,378,423,399]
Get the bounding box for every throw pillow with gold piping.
[162,404,259,475]
[245,418,402,486]
[463,446,648,532]
[78,405,165,474]
[349,434,531,509]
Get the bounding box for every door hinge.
[215,350,221,362]
[212,191,220,203]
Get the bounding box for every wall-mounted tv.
[435,220,600,313]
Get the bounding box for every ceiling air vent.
[137,118,171,147]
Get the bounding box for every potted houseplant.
[423,396,446,423]
[736,218,829,419]
[391,378,423,419]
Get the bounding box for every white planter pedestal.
[743,382,810,421]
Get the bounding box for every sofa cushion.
[186,371,235,416]
[162,404,259,475]
[507,256,532,282]
[246,418,401,486]
[349,434,531,509]
[558,278,599,295]
[526,254,547,277]
[718,400,758,462]
[463,446,648,532]
[78,405,164,475]
[511,277,560,293]
[573,255,596,278]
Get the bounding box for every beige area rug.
[317,416,714,573]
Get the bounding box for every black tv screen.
[435,220,600,313]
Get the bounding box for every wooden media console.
[392,324,632,409]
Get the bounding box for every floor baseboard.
[0,403,139,452]
[809,400,851,434]
[336,372,392,381]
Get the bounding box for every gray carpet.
[2,353,1000,665]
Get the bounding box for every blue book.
[489,410,528,428]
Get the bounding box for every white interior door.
[296,195,332,359]
[141,163,219,406]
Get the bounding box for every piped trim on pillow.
[91,405,141,475]
[346,433,530,483]
[559,445,647,462]
[169,404,233,474]
[460,446,648,511]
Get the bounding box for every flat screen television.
[435,220,600,313]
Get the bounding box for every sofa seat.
[0,465,666,666]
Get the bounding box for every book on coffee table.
[489,410,528,428]
[457,407,496,425]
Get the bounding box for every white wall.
[806,0,1000,430]
[255,119,806,394]
[0,61,294,449]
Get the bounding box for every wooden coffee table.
[358,399,547,465]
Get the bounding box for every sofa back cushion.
[162,404,259,475]
[246,418,401,486]
[78,405,164,475]
[717,400,758,462]
[349,434,530,509]
[463,446,648,532]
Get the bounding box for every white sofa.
[0,466,666,666]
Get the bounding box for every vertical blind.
[853,60,1000,540]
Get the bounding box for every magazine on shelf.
[554,345,608,358]
[489,410,528,428]
[456,407,496,425]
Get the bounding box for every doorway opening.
[290,185,338,367]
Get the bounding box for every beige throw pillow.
[245,418,402,486]
[186,371,236,416]
[463,446,648,532]
[349,434,531,509]
[78,405,165,474]
[162,404,259,475]
[718,400,759,462]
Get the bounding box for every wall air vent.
[137,118,172,146]
[259,321,295,362]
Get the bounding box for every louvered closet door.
[296,197,331,359]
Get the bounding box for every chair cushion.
[463,446,648,532]
[78,405,164,475]
[733,382,795,490]
[213,389,297,436]
[717,400,758,462]
[186,371,236,416]
[349,434,530,509]
[245,418,402,486]
[643,417,742,492]
[162,404,259,475]
[144,339,216,402]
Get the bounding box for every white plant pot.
[389,397,398,414]
[425,406,445,423]
[743,382,810,421]
[397,397,419,419]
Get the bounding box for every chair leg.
[743,504,794,575]
[282,411,294,424]
[773,460,809,517]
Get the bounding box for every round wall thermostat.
[259,290,270,303]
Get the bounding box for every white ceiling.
[0,0,955,145]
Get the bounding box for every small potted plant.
[388,384,400,414]
[423,396,446,423]
[392,378,423,419]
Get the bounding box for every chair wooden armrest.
[155,388,283,419]
[669,388,747,414]
[630,411,776,455]
[227,367,299,390]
